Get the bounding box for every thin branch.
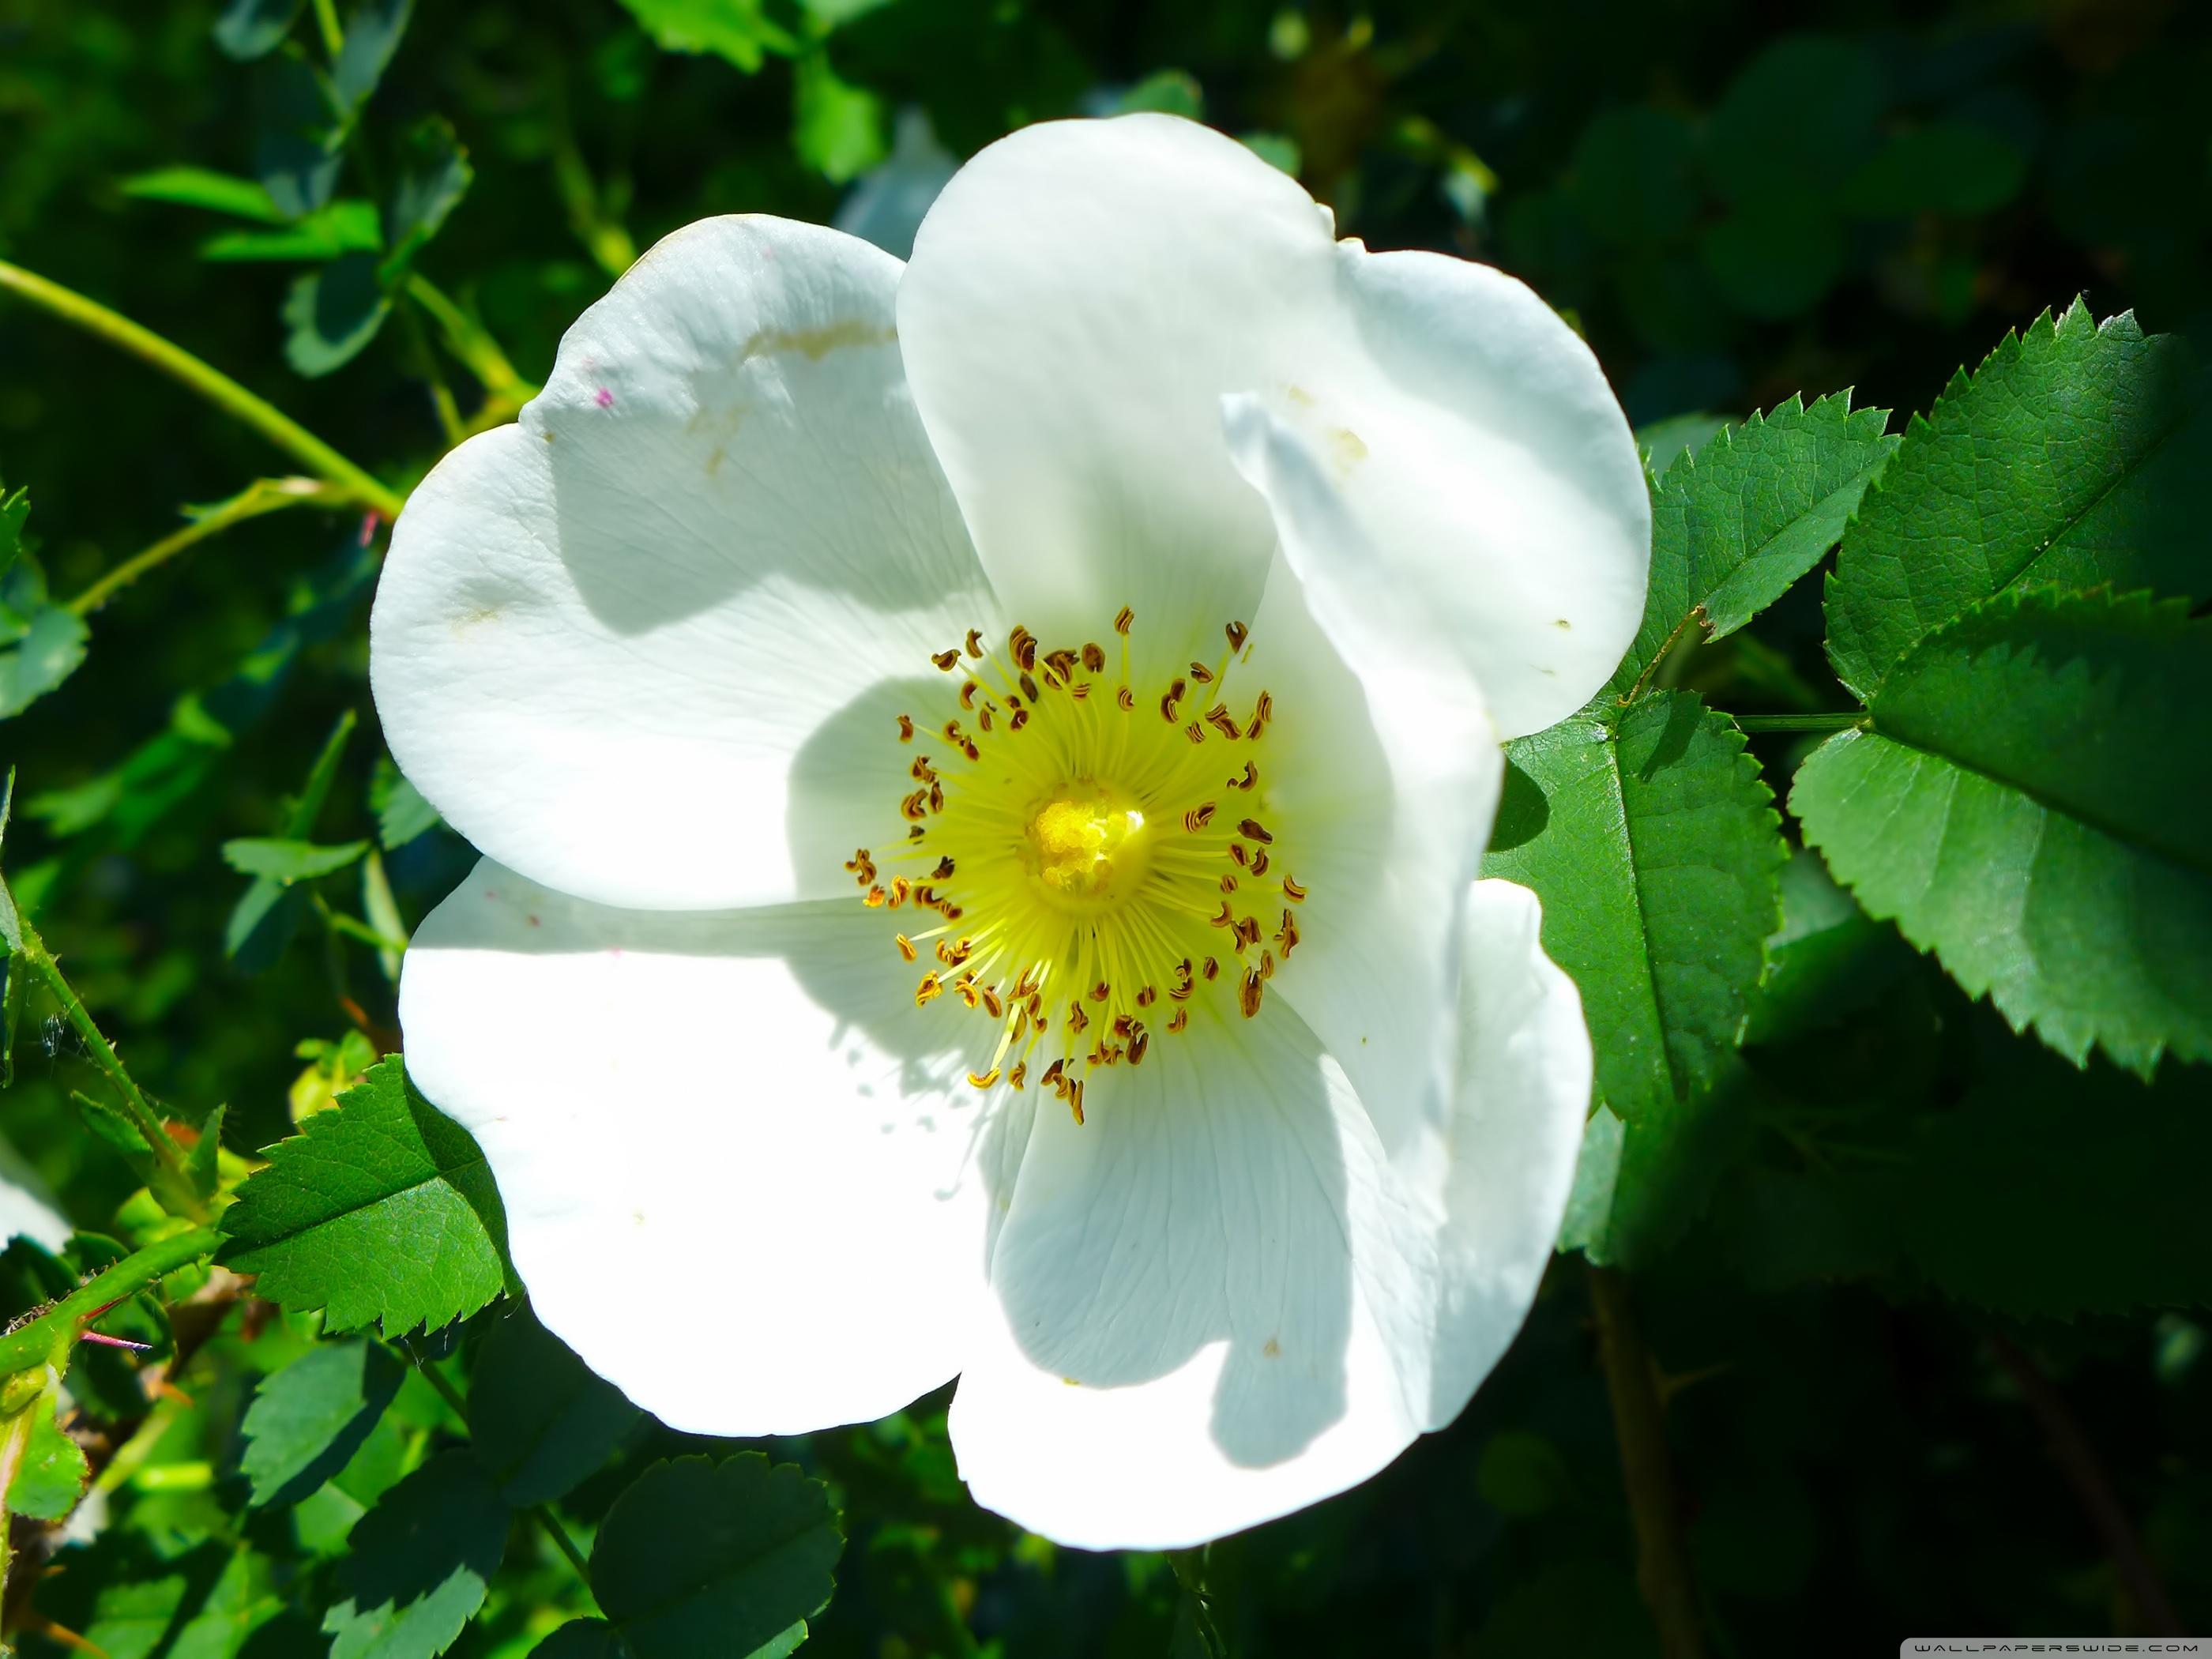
[1989,1335,2184,1636]
[1732,712,1864,734]
[0,260,404,518]
[67,477,342,616]
[0,1228,224,1379]
[1589,1265,1707,1659]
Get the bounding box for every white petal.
[897,115,1647,728]
[1231,405,1502,1156]
[1415,878,1592,1424]
[949,1009,1437,1550]
[0,1163,69,1254]
[373,216,992,911]
[399,859,995,1436]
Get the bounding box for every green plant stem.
[405,275,533,401]
[310,897,408,957]
[1731,712,1864,733]
[14,920,205,1219]
[310,0,344,55]
[408,1354,600,1606]
[0,260,404,519]
[0,1227,222,1379]
[67,478,339,616]
[1589,1266,1706,1659]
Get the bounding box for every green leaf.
[253,51,345,219]
[1556,1063,1754,1270]
[221,1057,516,1336]
[371,761,442,849]
[468,1304,641,1507]
[283,253,393,376]
[222,837,371,882]
[533,1623,626,1659]
[383,117,472,270]
[1483,691,1786,1124]
[333,0,415,107]
[201,199,382,261]
[1793,587,2211,1074]
[1604,392,1897,702]
[322,1451,507,1659]
[0,481,27,578]
[1706,36,1883,204]
[0,602,89,720]
[1825,299,2210,698]
[591,1454,842,1659]
[121,164,289,222]
[615,0,800,70]
[1842,122,2028,218]
[215,0,306,58]
[1115,69,1205,119]
[228,707,357,964]
[1743,851,1910,1045]
[239,1337,404,1508]
[792,52,886,184]
[1475,1430,1574,1518]
[11,1390,91,1521]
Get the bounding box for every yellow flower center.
[844,610,1309,1124]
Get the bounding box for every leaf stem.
[14,920,205,1219]
[1730,712,1864,733]
[0,1228,223,1379]
[1589,1265,1706,1659]
[1989,1336,2184,1636]
[66,477,343,616]
[0,260,404,519]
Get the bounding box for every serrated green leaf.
[36,1536,292,1659]
[1826,299,2210,698]
[615,0,800,70]
[215,0,305,59]
[239,1337,404,1508]
[1605,392,1897,702]
[1556,1063,1755,1270]
[1483,691,1786,1123]
[11,1390,90,1521]
[382,117,472,271]
[228,708,357,965]
[283,253,393,376]
[322,1451,506,1659]
[122,164,290,222]
[1744,850,1911,1044]
[221,1058,514,1334]
[468,1305,641,1507]
[1794,587,2211,1074]
[201,199,382,261]
[0,603,89,719]
[371,760,442,849]
[222,837,371,882]
[592,1454,842,1659]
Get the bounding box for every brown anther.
[910,756,936,781]
[931,649,961,672]
[1240,969,1265,1018]
[888,878,910,907]
[915,974,943,1006]
[1239,817,1274,844]
[1070,683,1091,700]
[1135,985,1157,1006]
[1010,626,1039,671]
[1258,950,1275,980]
[965,628,984,658]
[1112,1014,1136,1040]
[895,935,916,962]
[942,904,964,920]
[1019,671,1041,702]
[1089,980,1111,1003]
[1082,642,1106,672]
[959,681,979,709]
[1277,910,1300,957]
[1066,1001,1089,1035]
[931,856,956,879]
[1202,957,1221,980]
[1113,606,1134,635]
[1009,708,1030,732]
[1247,691,1273,737]
[981,987,1005,1018]
[956,975,980,1008]
[928,781,946,813]
[1161,678,1187,717]
[1115,686,1135,712]
[1229,843,1249,867]
[914,885,939,909]
[1129,1029,1151,1066]
[942,719,965,743]
[1169,980,1194,1001]
[1225,620,1250,653]
[1250,851,1270,876]
[1068,1079,1085,1125]
[1221,874,1238,893]
[1209,901,1236,929]
[978,706,994,732]
[1044,649,1080,683]
[962,741,980,762]
[901,791,929,822]
[969,1066,1001,1089]
[897,714,916,742]
[1230,761,1258,791]
[1168,1007,1189,1033]
[1183,801,1217,832]
[1189,660,1216,684]
[1206,705,1242,739]
[1185,722,1206,744]
[1235,915,1262,950]
[908,824,926,840]
[844,848,870,872]
[1042,1059,1066,1089]
[1010,1062,1028,1090]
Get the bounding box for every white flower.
[371,115,1647,1549]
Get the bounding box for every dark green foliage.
[239,1337,405,1508]
[468,1304,642,1507]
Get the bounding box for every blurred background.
[2,0,2209,1652]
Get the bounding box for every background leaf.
[322,1450,508,1658]
[468,1304,641,1507]
[239,1337,404,1508]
